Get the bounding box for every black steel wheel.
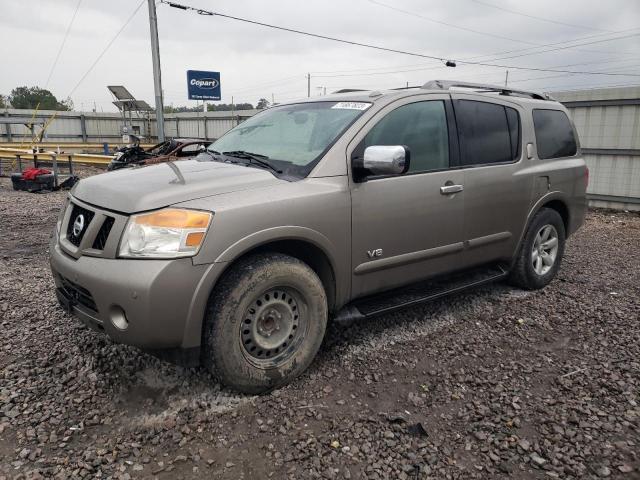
[203,253,327,394]
[240,287,306,367]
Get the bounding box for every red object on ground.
[21,168,52,181]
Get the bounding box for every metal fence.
[0,108,259,144]
[553,86,640,211]
[3,87,639,211]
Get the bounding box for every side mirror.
[360,145,410,177]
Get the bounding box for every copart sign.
[187,70,221,100]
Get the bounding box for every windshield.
[208,101,370,177]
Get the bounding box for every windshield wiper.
[201,149,222,160]
[222,151,282,174]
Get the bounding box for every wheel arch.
[512,193,570,260]
[540,199,569,234]
[183,227,342,351]
[235,238,338,313]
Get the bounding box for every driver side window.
[364,101,450,173]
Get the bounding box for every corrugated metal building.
[0,109,258,143]
[552,86,640,211]
[3,86,639,210]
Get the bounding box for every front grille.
[59,275,98,313]
[92,216,114,250]
[66,204,95,247]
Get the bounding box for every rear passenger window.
[533,109,577,159]
[456,100,520,166]
[364,101,449,173]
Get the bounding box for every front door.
[349,96,465,298]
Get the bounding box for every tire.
[203,253,328,394]
[508,208,566,290]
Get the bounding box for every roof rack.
[422,80,554,101]
[332,88,369,94]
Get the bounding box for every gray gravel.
[1,172,638,479]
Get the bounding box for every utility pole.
[148,0,165,141]
[307,73,311,98]
[231,95,236,126]
[504,70,509,88]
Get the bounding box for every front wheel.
[203,253,327,394]
[509,208,566,290]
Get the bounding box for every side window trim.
[352,98,458,180]
[451,98,523,169]
[444,98,461,168]
[532,108,578,160]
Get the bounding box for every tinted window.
[533,109,577,159]
[364,101,449,173]
[456,100,520,166]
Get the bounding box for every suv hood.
[72,158,284,214]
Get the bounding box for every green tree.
[163,105,203,113]
[0,94,6,108]
[8,86,72,110]
[207,102,254,112]
[165,103,256,113]
[256,98,270,110]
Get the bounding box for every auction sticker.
[331,102,371,110]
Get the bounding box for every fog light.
[110,305,129,330]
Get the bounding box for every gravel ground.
[1,171,638,479]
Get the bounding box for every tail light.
[585,166,590,188]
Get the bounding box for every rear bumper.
[49,234,222,350]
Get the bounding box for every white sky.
[1,0,639,111]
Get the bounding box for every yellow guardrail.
[0,142,155,151]
[0,148,113,166]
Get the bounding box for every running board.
[333,264,508,326]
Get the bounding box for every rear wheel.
[509,208,566,290]
[203,253,327,394]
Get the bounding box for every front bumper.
[50,236,214,349]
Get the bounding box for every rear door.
[451,94,533,266]
[349,95,466,298]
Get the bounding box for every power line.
[66,0,146,99]
[367,0,539,47]
[461,27,640,61]
[471,0,614,32]
[308,27,640,77]
[480,32,640,63]
[320,55,640,81]
[161,0,445,63]
[313,53,640,79]
[162,1,640,79]
[45,0,83,88]
[369,0,635,57]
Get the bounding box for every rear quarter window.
[532,109,577,159]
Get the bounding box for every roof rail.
[422,80,554,101]
[332,88,369,94]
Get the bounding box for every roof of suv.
[281,80,562,108]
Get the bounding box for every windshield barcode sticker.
[331,102,371,110]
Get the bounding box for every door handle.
[440,184,464,195]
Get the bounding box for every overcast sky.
[1,0,639,111]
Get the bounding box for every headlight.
[119,208,212,258]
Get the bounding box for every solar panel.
[135,100,154,111]
[108,85,135,101]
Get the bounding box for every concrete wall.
[552,86,640,211]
